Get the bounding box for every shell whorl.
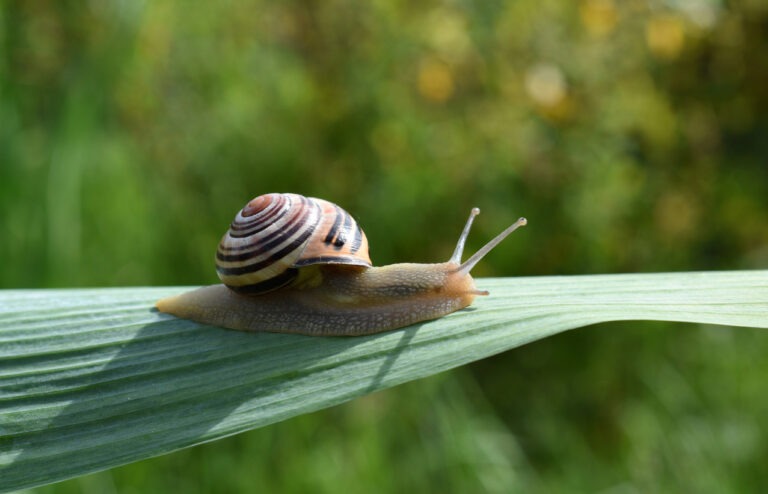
[215,193,372,294]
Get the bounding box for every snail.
[156,193,526,336]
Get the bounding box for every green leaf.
[1,271,767,492]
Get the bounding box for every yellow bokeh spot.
[525,63,567,107]
[524,63,573,122]
[425,8,472,61]
[417,58,455,103]
[646,15,686,60]
[580,0,618,37]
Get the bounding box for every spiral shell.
[215,193,372,294]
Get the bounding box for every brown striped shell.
[215,193,372,294]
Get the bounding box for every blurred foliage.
[2,0,767,491]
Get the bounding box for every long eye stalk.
[454,214,527,276]
[449,207,481,264]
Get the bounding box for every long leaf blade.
[1,271,767,491]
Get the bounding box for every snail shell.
[215,193,371,294]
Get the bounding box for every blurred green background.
[2,0,768,492]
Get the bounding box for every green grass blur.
[2,0,767,491]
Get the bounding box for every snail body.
[156,193,526,336]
